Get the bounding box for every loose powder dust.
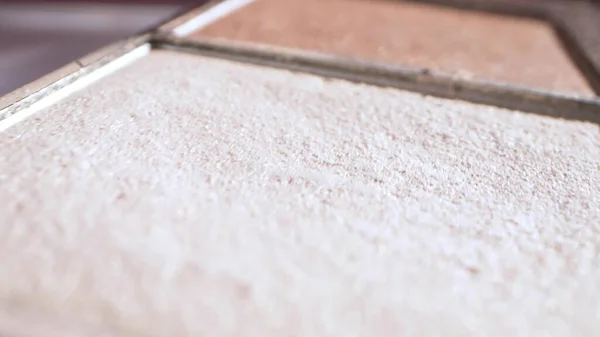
[0,50,600,336]
[192,0,594,96]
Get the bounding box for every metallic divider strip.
[546,1,600,95]
[402,0,548,20]
[78,35,150,67]
[156,0,254,37]
[0,62,81,112]
[0,37,151,132]
[152,36,600,125]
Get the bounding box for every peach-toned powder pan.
[177,0,594,96]
[157,0,600,98]
[1,1,600,336]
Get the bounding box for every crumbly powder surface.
[0,50,599,336]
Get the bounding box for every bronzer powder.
[1,50,599,336]
[191,0,594,96]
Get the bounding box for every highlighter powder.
[1,50,599,336]
[191,0,594,96]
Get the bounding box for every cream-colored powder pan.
[1,1,600,336]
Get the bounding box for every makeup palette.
[1,1,599,336]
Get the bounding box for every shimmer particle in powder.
[192,0,594,96]
[1,50,600,336]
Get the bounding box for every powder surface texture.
[0,50,599,336]
[192,0,594,96]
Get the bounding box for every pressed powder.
[191,0,594,96]
[1,50,599,336]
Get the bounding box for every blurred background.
[0,0,203,96]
